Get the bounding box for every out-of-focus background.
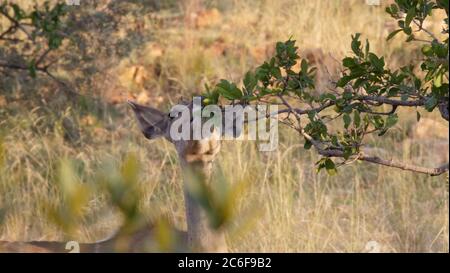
[0,0,448,252]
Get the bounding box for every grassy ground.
[0,0,448,252]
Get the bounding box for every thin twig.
[413,20,438,41]
[300,129,449,176]
[36,48,52,66]
[0,25,16,39]
[0,8,33,40]
[358,95,426,107]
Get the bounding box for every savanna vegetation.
[0,0,448,252]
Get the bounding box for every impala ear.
[128,100,170,139]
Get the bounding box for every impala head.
[128,98,233,252]
[128,99,221,164]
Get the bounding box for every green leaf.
[403,26,412,35]
[203,84,220,105]
[28,59,37,78]
[325,158,337,176]
[401,93,409,101]
[434,43,448,58]
[304,140,312,150]
[255,64,270,85]
[385,113,398,129]
[391,4,398,14]
[437,0,450,11]
[343,91,353,100]
[307,111,316,121]
[271,66,282,79]
[215,79,242,100]
[243,71,257,95]
[405,7,416,27]
[343,148,352,160]
[434,73,443,88]
[337,75,353,88]
[406,34,415,42]
[342,57,357,68]
[378,129,388,136]
[351,33,362,57]
[371,115,384,129]
[353,110,361,127]
[331,135,339,146]
[416,111,421,122]
[387,29,403,41]
[424,96,438,112]
[366,85,380,94]
[368,53,385,71]
[387,87,399,97]
[343,113,351,129]
[365,39,370,57]
[11,4,23,20]
[301,59,308,72]
[49,35,62,49]
[275,41,286,55]
[320,93,337,102]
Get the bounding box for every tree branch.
[254,90,448,176]
[299,128,449,176]
[413,20,439,41]
[275,101,335,116]
[438,102,449,122]
[358,96,426,107]
[358,155,449,176]
[0,25,16,40]
[271,94,426,119]
[0,61,80,98]
[0,62,29,70]
[317,147,448,176]
[0,8,33,41]
[36,48,52,66]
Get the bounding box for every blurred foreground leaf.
[47,159,91,236]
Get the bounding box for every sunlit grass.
[0,0,448,252]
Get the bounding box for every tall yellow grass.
[0,0,448,252]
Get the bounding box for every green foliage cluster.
[203,0,449,175]
[0,1,67,77]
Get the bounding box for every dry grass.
[0,0,448,252]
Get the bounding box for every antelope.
[128,99,229,252]
[0,98,234,253]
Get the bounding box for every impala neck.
[180,159,227,252]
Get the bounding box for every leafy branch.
[0,1,78,95]
[202,0,449,176]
